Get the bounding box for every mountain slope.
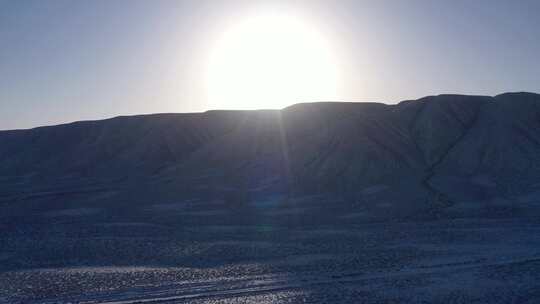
[1,92,540,218]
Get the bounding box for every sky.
[1,0,540,130]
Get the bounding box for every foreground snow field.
[3,193,540,303]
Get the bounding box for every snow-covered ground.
[2,193,540,303]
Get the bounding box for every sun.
[206,13,339,110]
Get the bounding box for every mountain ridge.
[2,92,540,220]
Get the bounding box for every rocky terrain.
[2,92,540,303]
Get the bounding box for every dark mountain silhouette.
[2,92,540,218]
[5,93,540,303]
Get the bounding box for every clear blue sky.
[1,0,539,130]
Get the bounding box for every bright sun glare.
[206,13,339,110]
